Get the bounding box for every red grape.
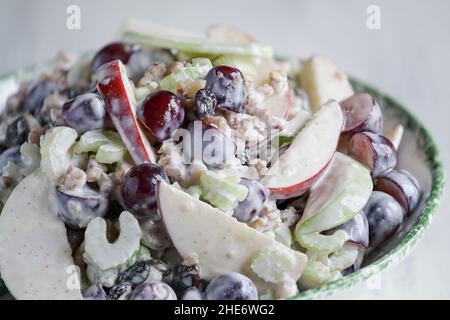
[137,91,185,142]
[205,66,246,113]
[120,163,168,220]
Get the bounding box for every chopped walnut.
[138,63,167,88]
[86,157,108,183]
[98,172,114,194]
[110,161,132,184]
[157,140,189,183]
[52,51,76,92]
[24,113,42,145]
[280,206,301,228]
[175,79,205,98]
[166,61,186,75]
[248,199,282,233]
[60,165,87,191]
[41,92,67,125]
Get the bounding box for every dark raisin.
[172,263,200,291]
[107,282,133,300]
[194,89,217,120]
[5,115,29,147]
[118,261,150,287]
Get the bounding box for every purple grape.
[375,169,421,215]
[55,186,109,229]
[5,115,30,147]
[129,281,177,300]
[363,191,404,247]
[340,93,383,133]
[181,287,205,300]
[126,48,173,84]
[205,66,246,113]
[90,42,139,72]
[137,91,185,142]
[61,93,107,134]
[185,121,236,169]
[83,283,107,300]
[107,282,133,300]
[120,163,168,220]
[348,132,397,177]
[233,178,269,223]
[205,272,258,300]
[335,212,369,248]
[24,79,56,123]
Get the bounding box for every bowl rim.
[0,61,446,300]
[291,78,445,299]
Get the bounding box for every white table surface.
[0,0,449,299]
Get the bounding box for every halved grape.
[340,93,383,133]
[363,191,404,247]
[348,132,397,178]
[375,169,421,215]
[233,178,269,223]
[205,272,258,300]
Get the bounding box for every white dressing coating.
[83,211,141,271]
[158,181,307,295]
[0,171,82,300]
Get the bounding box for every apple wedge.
[157,181,307,295]
[264,79,292,119]
[96,60,156,164]
[261,100,344,199]
[0,171,82,300]
[299,55,354,112]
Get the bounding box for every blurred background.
[0,0,448,299]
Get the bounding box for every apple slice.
[295,153,373,235]
[261,100,344,199]
[264,80,292,119]
[157,181,307,294]
[299,55,354,112]
[96,60,156,164]
[0,171,82,299]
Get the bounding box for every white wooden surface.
[0,0,449,299]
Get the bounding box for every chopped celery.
[296,230,348,254]
[159,58,212,92]
[95,143,126,164]
[296,153,373,235]
[199,171,248,212]
[120,19,273,58]
[328,244,359,272]
[74,130,122,154]
[214,55,258,80]
[251,247,297,283]
[40,126,78,184]
[274,223,293,247]
[326,270,343,283]
[298,260,331,290]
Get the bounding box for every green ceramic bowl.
[0,61,445,300]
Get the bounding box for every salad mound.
[0,20,421,300]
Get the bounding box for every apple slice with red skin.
[261,100,344,199]
[96,59,156,164]
[264,80,293,120]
